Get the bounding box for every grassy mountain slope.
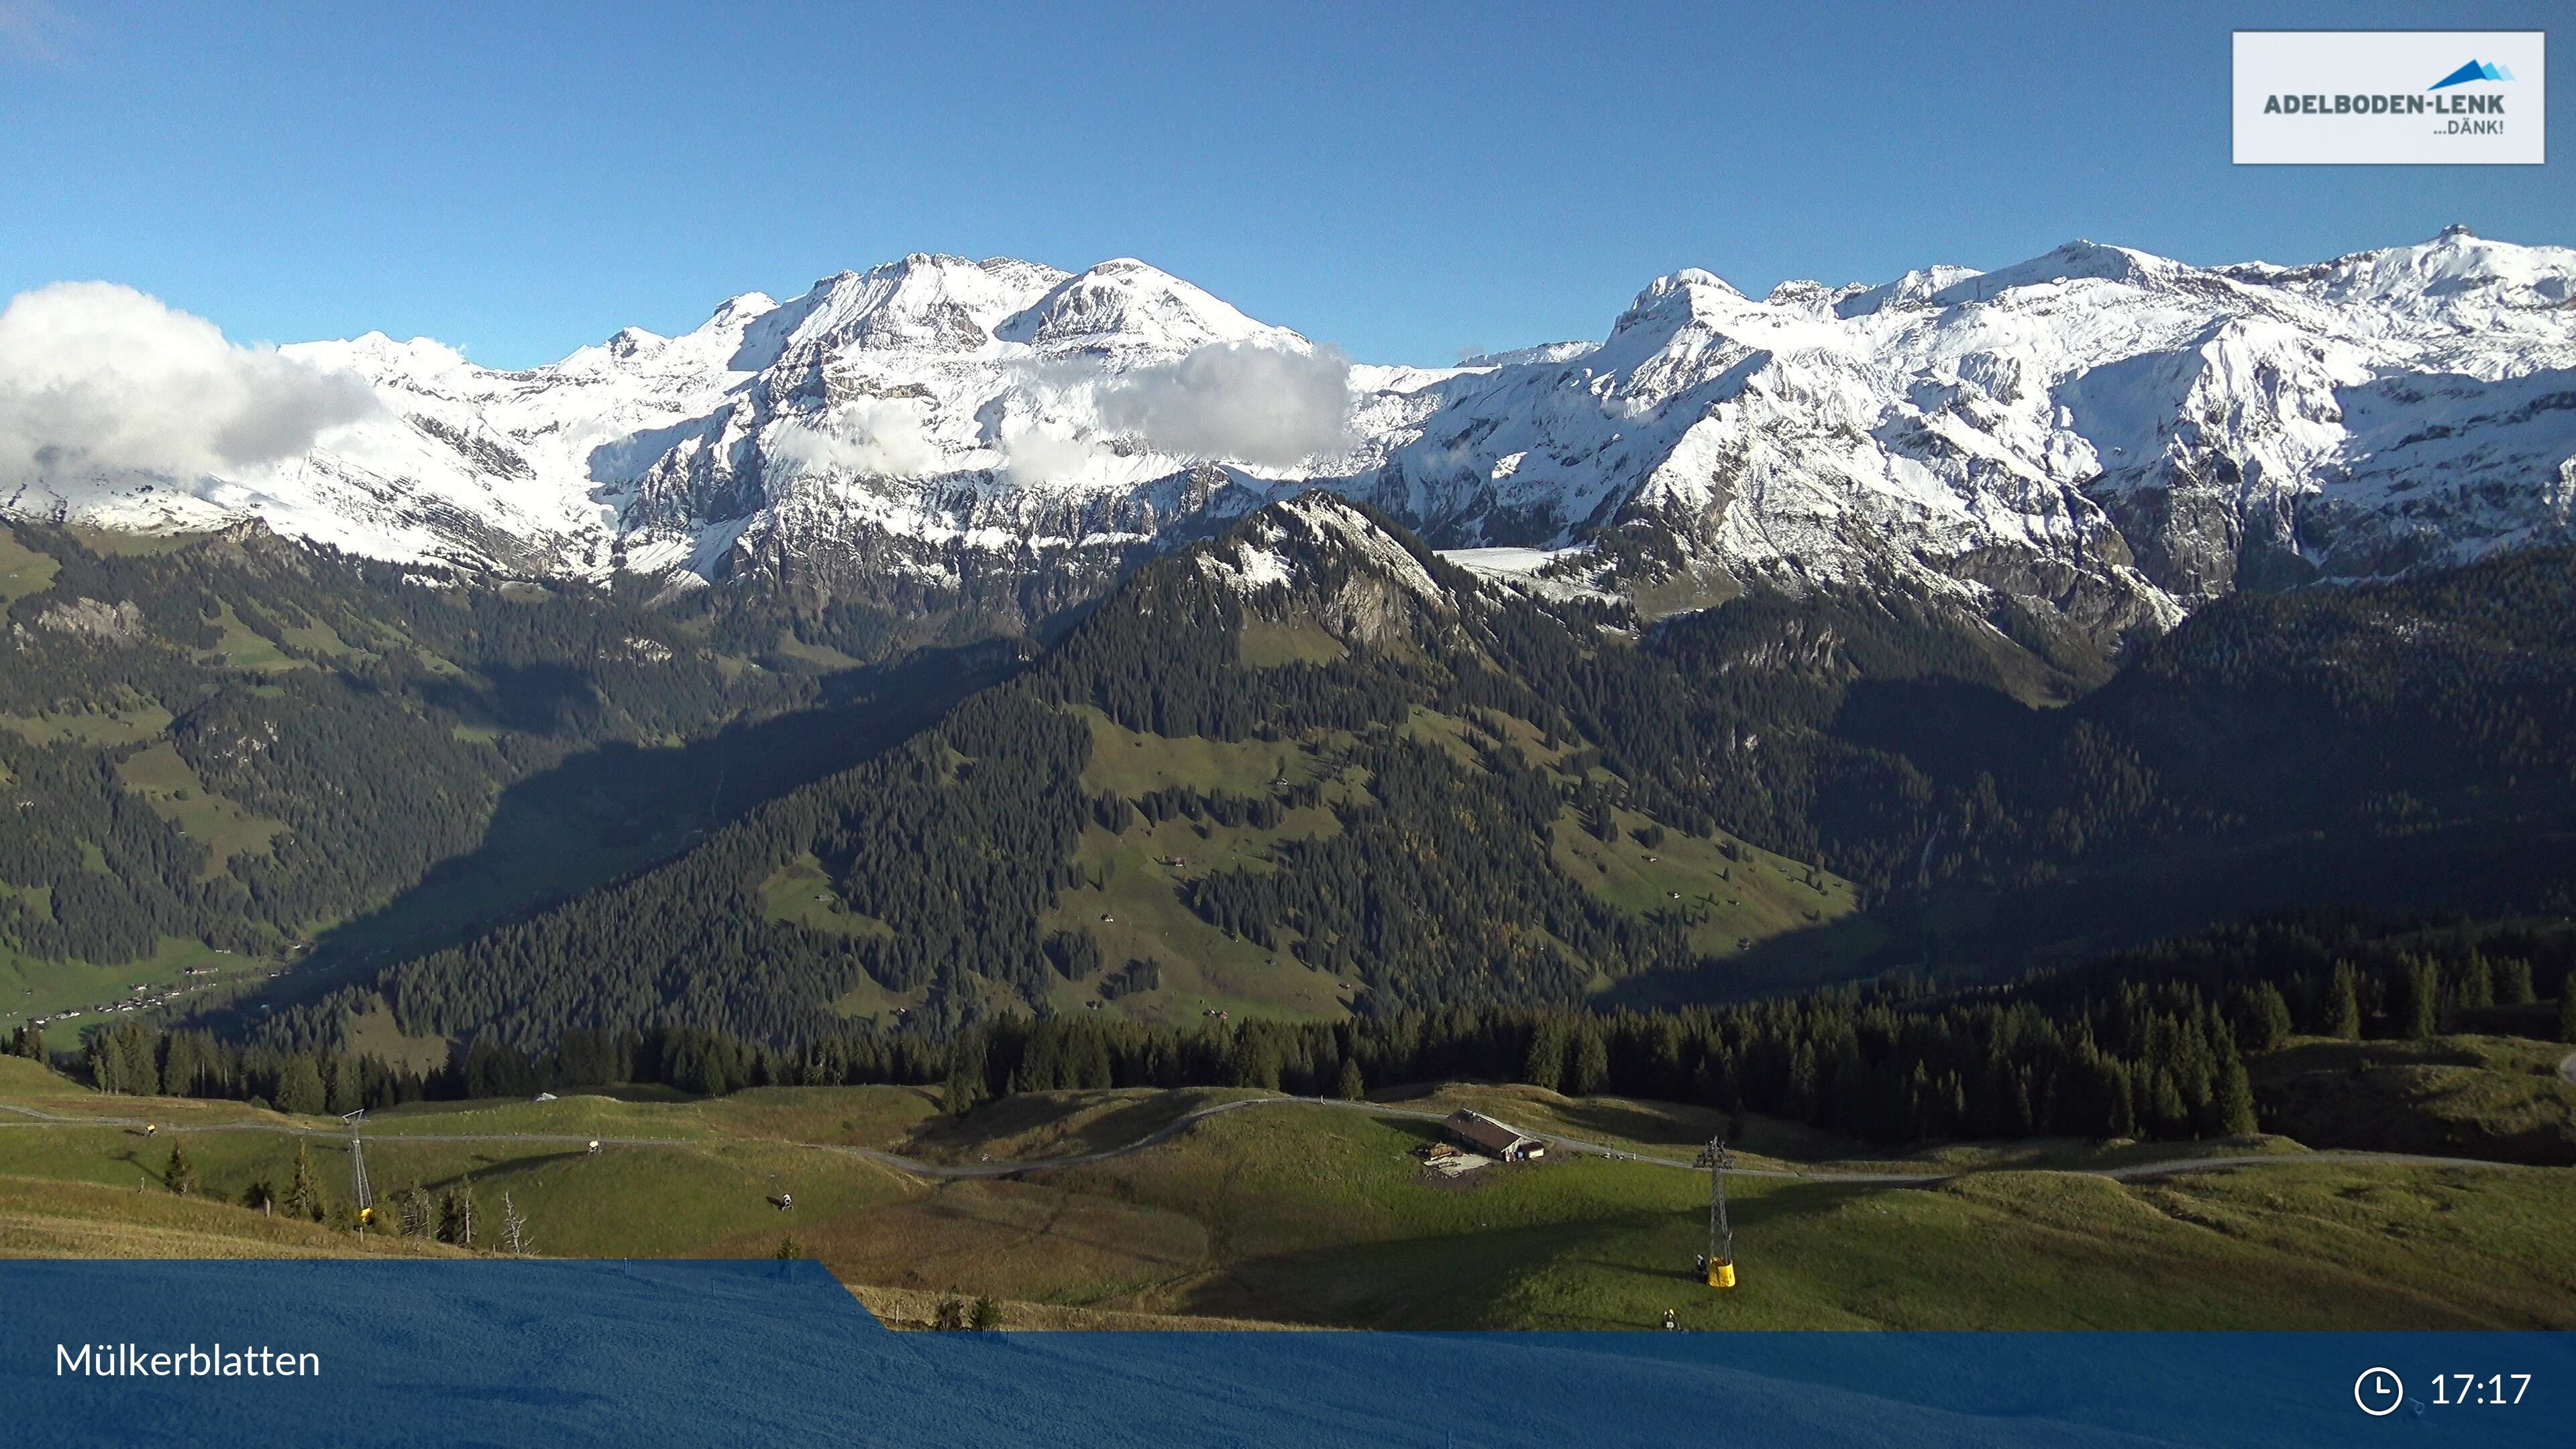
[4,1057,2570,1330]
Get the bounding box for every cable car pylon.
[344,1110,374,1232]
[1692,1136,1737,1289]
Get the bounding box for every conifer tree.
[941,1066,980,1118]
[276,1055,326,1116]
[164,1144,198,1196]
[2496,957,2535,1006]
[2324,963,2362,1040]
[1521,1019,1567,1093]
[1570,1024,1610,1097]
[439,1175,479,1248]
[2459,953,2495,1010]
[2400,956,2440,1040]
[2212,1055,2259,1138]
[2243,983,2294,1053]
[283,1142,321,1220]
[1336,1057,1365,1101]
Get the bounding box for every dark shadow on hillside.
[1605,804,2576,1010]
[1927,810,2576,981]
[1201,1183,1863,1328]
[1536,1097,1720,1147]
[194,643,1022,1030]
[1598,914,1912,1011]
[912,1089,1226,1165]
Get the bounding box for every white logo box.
[2234,30,2544,165]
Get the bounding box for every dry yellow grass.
[0,1175,466,1260]
[851,1281,1295,1331]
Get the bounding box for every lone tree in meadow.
[164,1144,198,1196]
[283,1142,323,1220]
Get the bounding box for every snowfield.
[7,227,2573,638]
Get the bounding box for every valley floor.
[1,1055,2570,1331]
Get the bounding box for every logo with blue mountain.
[2428,60,2514,91]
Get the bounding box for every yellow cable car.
[1694,1138,1740,1291]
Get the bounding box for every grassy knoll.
[2255,1034,2576,1165]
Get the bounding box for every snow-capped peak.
[997,258,1287,356]
[19,233,2574,653]
[739,254,1071,367]
[2259,227,2576,311]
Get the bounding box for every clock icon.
[2355,1367,2406,1417]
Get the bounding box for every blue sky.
[2,0,2566,368]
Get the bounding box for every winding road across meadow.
[0,1091,2542,1187]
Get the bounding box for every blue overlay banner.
[0,1260,2567,1448]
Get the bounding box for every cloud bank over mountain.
[0,282,380,487]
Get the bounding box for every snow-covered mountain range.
[11,227,2574,643]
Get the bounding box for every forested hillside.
[0,519,1009,1030]
[266,496,2576,1060]
[14,498,2573,1067]
[56,910,2576,1164]
[341,497,1835,1050]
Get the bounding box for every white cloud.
[996,417,1109,488]
[0,282,382,486]
[1095,340,1354,468]
[765,396,948,479]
